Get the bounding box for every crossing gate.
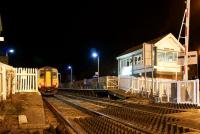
[92,76,118,89]
[15,68,38,92]
[104,76,118,89]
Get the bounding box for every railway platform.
[59,88,130,100]
[0,92,46,133]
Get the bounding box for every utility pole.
[178,0,190,81]
[184,0,190,81]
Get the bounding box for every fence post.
[177,81,181,103]
[118,76,120,89]
[2,67,6,100]
[167,82,170,102]
[196,79,199,106]
[30,68,33,90]
[15,68,18,92]
[193,80,196,104]
[12,69,15,94]
[27,68,29,91]
[131,76,133,93]
[36,68,38,92]
[156,78,158,96]
[137,78,139,91]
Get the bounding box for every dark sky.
[0,0,200,80]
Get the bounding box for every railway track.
[44,96,150,134]
[61,93,185,114]
[43,97,86,134]
[56,93,200,134]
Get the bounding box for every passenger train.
[38,66,59,95]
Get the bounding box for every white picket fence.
[0,65,39,101]
[15,68,38,92]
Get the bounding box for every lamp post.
[92,52,99,88]
[68,65,73,87]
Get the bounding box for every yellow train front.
[38,66,59,95]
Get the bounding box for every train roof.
[38,66,58,71]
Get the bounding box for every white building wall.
[0,62,15,101]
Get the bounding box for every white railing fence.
[15,68,38,92]
[118,76,133,91]
[119,76,199,105]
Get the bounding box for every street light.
[68,65,73,87]
[6,48,15,56]
[92,52,100,88]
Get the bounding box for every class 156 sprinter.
[38,66,59,95]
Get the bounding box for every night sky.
[0,0,200,80]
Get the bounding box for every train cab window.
[40,71,45,78]
[52,72,57,79]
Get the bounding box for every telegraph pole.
[184,0,190,81]
[178,0,190,81]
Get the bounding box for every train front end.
[38,66,59,95]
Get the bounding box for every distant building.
[116,33,185,80]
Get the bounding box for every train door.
[45,71,52,87]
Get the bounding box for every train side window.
[52,72,57,79]
[40,71,44,78]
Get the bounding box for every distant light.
[92,52,98,58]
[8,49,14,53]
[0,37,4,41]
[68,66,72,69]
